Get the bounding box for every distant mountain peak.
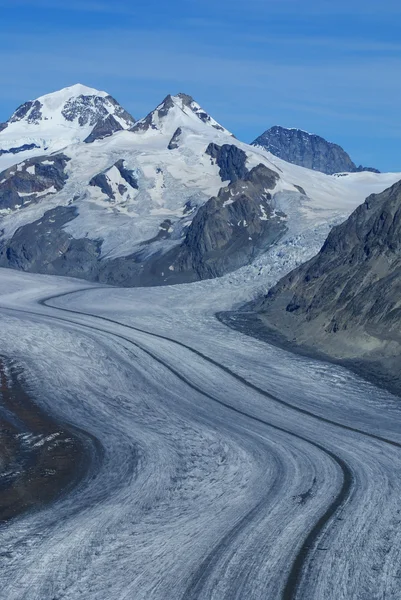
[6,83,134,130]
[253,125,379,175]
[0,84,135,163]
[131,93,231,136]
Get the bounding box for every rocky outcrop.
[10,100,43,125]
[61,94,135,129]
[89,160,138,200]
[253,126,379,175]
[255,179,401,394]
[172,164,283,280]
[0,206,101,279]
[0,154,70,210]
[99,163,284,286]
[0,143,40,157]
[168,127,182,150]
[206,143,248,183]
[84,114,123,143]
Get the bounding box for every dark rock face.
[0,206,102,279]
[99,163,284,286]
[206,143,248,183]
[168,127,182,150]
[0,123,8,133]
[89,173,114,200]
[173,164,283,280]
[89,160,138,200]
[105,95,136,127]
[0,154,70,210]
[114,159,138,190]
[256,179,401,393]
[61,94,134,128]
[9,100,43,125]
[0,143,40,157]
[253,126,379,175]
[84,114,123,143]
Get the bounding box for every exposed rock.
[84,114,123,143]
[99,163,283,286]
[105,95,136,127]
[293,184,306,195]
[253,126,379,175]
[114,159,138,190]
[89,160,138,200]
[89,173,114,200]
[255,178,401,394]
[61,94,134,128]
[0,143,40,157]
[130,95,174,133]
[206,143,248,183]
[0,123,8,133]
[176,93,225,131]
[0,154,70,210]
[173,164,283,279]
[168,127,182,150]
[9,100,43,125]
[0,206,102,279]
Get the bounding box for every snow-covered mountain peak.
[131,93,232,137]
[0,84,136,169]
[7,83,132,128]
[35,83,110,111]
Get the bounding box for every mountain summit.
[0,84,135,167]
[252,126,379,175]
[131,93,232,137]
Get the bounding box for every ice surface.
[0,199,401,597]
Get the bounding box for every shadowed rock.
[0,143,40,157]
[0,206,102,279]
[89,160,138,200]
[84,114,123,143]
[168,127,182,150]
[206,143,248,183]
[253,126,379,175]
[0,154,70,210]
[255,178,401,395]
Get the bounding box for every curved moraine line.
[40,289,401,599]
[0,356,101,523]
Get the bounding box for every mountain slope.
[0,84,135,171]
[255,179,401,392]
[252,126,379,175]
[0,85,399,288]
[0,90,297,285]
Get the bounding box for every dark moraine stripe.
[0,358,95,522]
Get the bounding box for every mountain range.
[0,84,398,289]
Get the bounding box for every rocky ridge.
[255,179,401,393]
[252,126,379,175]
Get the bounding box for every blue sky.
[0,0,400,170]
